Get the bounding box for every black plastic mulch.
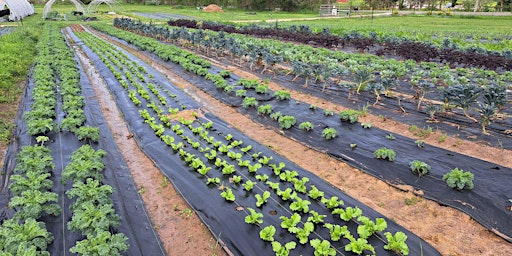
[0,33,166,255]
[70,28,441,255]
[91,32,512,243]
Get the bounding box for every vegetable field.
[1,11,511,256]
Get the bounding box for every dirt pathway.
[64,26,227,256]
[88,27,512,255]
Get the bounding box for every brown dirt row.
[88,27,512,255]
[64,26,227,256]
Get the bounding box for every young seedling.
[299,122,314,131]
[321,128,338,140]
[373,147,396,162]
[409,160,430,176]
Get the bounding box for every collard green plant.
[321,128,338,140]
[442,168,474,190]
[373,147,396,162]
[409,160,431,176]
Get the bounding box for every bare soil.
[90,28,512,256]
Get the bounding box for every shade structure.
[0,0,34,21]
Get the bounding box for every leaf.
[259,225,276,242]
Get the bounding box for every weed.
[405,197,422,206]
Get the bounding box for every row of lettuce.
[111,18,509,135]
[0,24,128,255]
[74,24,422,255]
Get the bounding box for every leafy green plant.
[255,191,271,207]
[324,223,349,241]
[332,206,362,221]
[290,197,311,213]
[271,241,296,256]
[67,202,121,237]
[278,115,296,129]
[220,188,236,202]
[293,177,310,194]
[415,140,425,148]
[310,239,336,256]
[442,168,474,190]
[242,97,258,108]
[0,218,54,255]
[257,104,273,115]
[274,90,291,100]
[270,111,282,121]
[321,128,338,140]
[321,196,344,209]
[243,180,256,191]
[385,133,396,140]
[344,235,375,255]
[236,89,247,97]
[206,177,220,185]
[339,109,361,123]
[245,208,263,224]
[373,147,396,162]
[356,216,387,239]
[384,231,409,255]
[307,210,326,224]
[409,160,430,176]
[259,225,276,242]
[308,185,324,200]
[299,121,314,131]
[323,109,334,116]
[280,213,301,231]
[70,230,129,255]
[255,174,268,181]
[290,222,314,244]
[232,175,243,184]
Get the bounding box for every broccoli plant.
[321,128,338,140]
[373,147,396,162]
[442,168,474,190]
[409,160,430,176]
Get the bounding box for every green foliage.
[443,168,475,190]
[255,191,271,207]
[257,104,273,115]
[62,145,106,184]
[361,122,372,129]
[9,190,60,221]
[206,177,220,185]
[278,115,296,129]
[220,188,236,202]
[274,90,291,100]
[67,202,121,237]
[0,218,53,255]
[310,239,336,256]
[409,160,430,176]
[321,196,344,209]
[245,208,263,224]
[356,216,387,239]
[332,206,362,222]
[384,231,409,255]
[290,197,311,213]
[299,121,314,131]
[243,180,256,191]
[415,140,425,148]
[242,97,259,108]
[76,126,100,142]
[66,178,113,211]
[259,225,276,242]
[272,241,296,256]
[321,128,338,140]
[307,210,327,224]
[339,109,361,123]
[324,223,349,241]
[280,213,301,231]
[70,230,129,255]
[308,185,324,200]
[290,222,314,244]
[373,147,396,162]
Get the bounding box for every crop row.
[166,19,512,59]
[89,22,479,192]
[166,19,512,71]
[62,145,129,255]
[110,19,510,135]
[0,144,59,255]
[75,27,415,256]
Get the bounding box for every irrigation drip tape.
[0,34,166,255]
[70,28,441,255]
[103,35,512,242]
